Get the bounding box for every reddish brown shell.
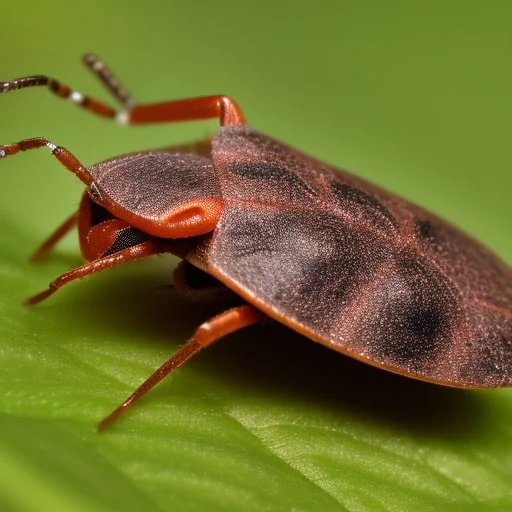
[87,152,221,238]
[189,125,512,389]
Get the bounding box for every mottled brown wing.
[88,152,220,234]
[205,125,512,388]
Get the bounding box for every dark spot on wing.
[404,306,443,349]
[212,207,393,336]
[330,182,398,233]
[295,227,391,329]
[229,162,317,198]
[358,258,459,370]
[415,219,444,251]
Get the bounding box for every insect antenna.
[0,73,117,119]
[0,52,135,119]
[82,53,134,108]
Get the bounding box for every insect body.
[1,55,512,430]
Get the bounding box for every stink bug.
[1,54,511,430]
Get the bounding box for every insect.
[1,55,511,430]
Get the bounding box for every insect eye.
[88,182,103,201]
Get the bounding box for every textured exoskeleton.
[86,124,512,389]
[1,54,511,429]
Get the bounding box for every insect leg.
[126,95,245,126]
[24,239,165,306]
[83,54,246,126]
[30,211,78,262]
[98,304,265,431]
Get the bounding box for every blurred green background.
[1,1,512,511]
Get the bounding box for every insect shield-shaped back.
[206,125,512,389]
[84,152,222,240]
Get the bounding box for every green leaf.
[0,413,161,512]
[2,1,512,509]
[1,210,512,512]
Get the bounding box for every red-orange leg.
[126,95,245,126]
[25,239,164,306]
[30,211,78,261]
[98,304,265,431]
[0,53,245,126]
